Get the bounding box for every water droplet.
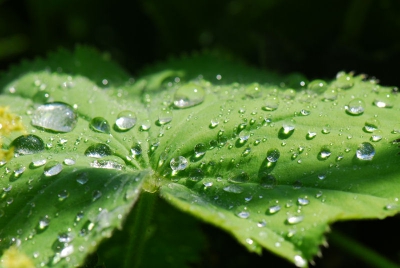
[318,147,331,160]
[267,149,280,162]
[194,143,207,158]
[223,185,244,194]
[203,181,213,188]
[92,190,102,201]
[60,245,74,258]
[115,110,137,131]
[90,117,111,133]
[335,71,354,89]
[297,198,309,206]
[322,88,338,101]
[287,215,304,224]
[384,204,399,210]
[58,190,69,201]
[38,216,50,230]
[292,180,302,189]
[44,161,63,177]
[242,147,251,156]
[257,220,267,227]
[308,79,327,93]
[318,173,327,180]
[76,172,89,184]
[188,168,204,182]
[13,165,26,178]
[140,120,151,131]
[239,130,250,142]
[262,96,279,111]
[294,255,307,267]
[370,135,382,142]
[31,159,46,168]
[158,110,172,125]
[245,83,262,98]
[345,99,365,115]
[90,160,124,170]
[281,122,295,136]
[31,103,77,133]
[300,109,310,116]
[373,98,393,108]
[236,211,250,219]
[260,174,276,189]
[11,135,45,155]
[321,125,331,134]
[267,205,281,214]
[229,171,250,183]
[170,156,188,171]
[131,143,142,157]
[364,118,379,133]
[306,131,317,140]
[63,158,75,165]
[356,142,375,160]
[85,143,112,158]
[173,83,205,108]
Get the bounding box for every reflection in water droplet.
[115,110,137,131]
[373,99,393,108]
[223,184,244,193]
[31,102,77,133]
[173,84,205,108]
[85,143,112,158]
[90,117,111,133]
[267,149,280,162]
[370,135,382,142]
[318,148,331,160]
[263,96,279,111]
[170,156,188,171]
[345,99,365,115]
[356,142,375,160]
[297,198,309,206]
[287,215,304,224]
[63,158,75,165]
[229,171,250,183]
[194,143,207,158]
[308,79,327,93]
[294,255,307,267]
[44,161,63,177]
[306,131,317,139]
[268,205,281,214]
[11,135,45,155]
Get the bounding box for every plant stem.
[123,191,157,268]
[329,230,400,268]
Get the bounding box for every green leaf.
[0,47,399,268]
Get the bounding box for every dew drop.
[356,142,375,160]
[11,135,45,155]
[223,184,244,194]
[239,130,250,142]
[245,83,262,98]
[267,149,280,162]
[345,99,365,115]
[335,71,354,89]
[364,118,379,133]
[241,147,251,156]
[173,84,205,108]
[297,198,309,206]
[370,135,382,142]
[44,161,63,177]
[92,190,102,201]
[318,147,331,160]
[321,125,331,134]
[373,98,393,108]
[90,160,124,170]
[267,205,281,214]
[262,96,279,111]
[287,215,304,224]
[236,211,250,219]
[188,168,204,182]
[281,122,295,136]
[76,172,89,185]
[31,102,77,133]
[85,143,112,158]
[63,158,75,165]
[257,220,267,227]
[260,174,276,189]
[170,156,188,171]
[115,110,137,131]
[158,110,172,125]
[294,255,307,267]
[308,79,327,93]
[58,190,69,201]
[90,117,111,133]
[229,171,250,183]
[38,216,50,230]
[194,143,207,158]
[30,159,47,168]
[306,131,317,140]
[209,119,219,128]
[322,88,338,101]
[13,165,26,178]
[131,143,142,157]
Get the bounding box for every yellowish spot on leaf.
[0,106,26,161]
[1,246,35,268]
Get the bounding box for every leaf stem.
[123,191,157,268]
[329,230,400,268]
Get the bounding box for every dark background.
[1,0,400,267]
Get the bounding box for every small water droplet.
[158,110,172,125]
[267,205,281,214]
[188,168,204,182]
[131,143,142,157]
[236,211,250,219]
[345,99,365,115]
[370,135,382,142]
[209,119,219,128]
[85,143,112,158]
[115,110,137,131]
[241,147,251,156]
[44,161,63,177]
[31,102,77,133]
[229,171,250,183]
[287,215,304,224]
[170,156,188,171]
[300,109,310,116]
[30,159,46,168]
[38,216,50,230]
[92,190,102,201]
[194,143,207,158]
[58,190,69,201]
[293,180,302,189]
[90,117,111,133]
[267,149,280,162]
[308,79,327,93]
[11,135,45,155]
[294,255,307,267]
[245,83,262,98]
[203,181,213,188]
[356,142,375,160]
[76,172,89,184]
[90,160,124,170]
[281,122,295,137]
[323,88,338,101]
[173,84,205,108]
[306,131,317,139]
[364,118,379,133]
[260,174,276,189]
[239,130,250,142]
[297,198,309,206]
[13,165,26,178]
[223,184,243,194]
[262,96,279,111]
[321,125,331,134]
[335,71,354,89]
[257,220,267,227]
[318,147,331,160]
[373,98,393,108]
[63,158,75,165]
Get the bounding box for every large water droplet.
[262,96,279,111]
[31,159,47,168]
[31,102,77,133]
[267,149,280,162]
[90,117,111,133]
[345,99,365,115]
[115,110,137,131]
[364,118,379,133]
[11,135,45,155]
[173,84,205,108]
[229,171,250,183]
[85,143,112,158]
[335,72,354,89]
[356,142,375,160]
[44,161,63,177]
[170,156,188,171]
[194,143,207,158]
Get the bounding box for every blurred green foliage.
[1,0,400,85]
